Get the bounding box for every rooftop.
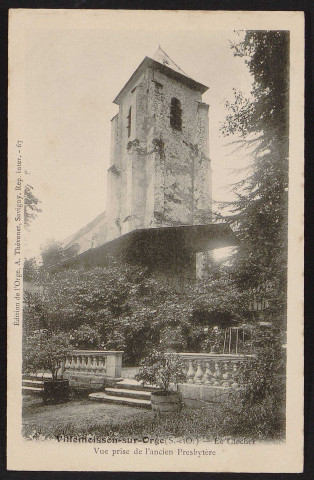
[113,47,208,104]
[152,45,190,77]
[53,223,238,273]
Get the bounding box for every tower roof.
[152,46,190,78]
[113,47,208,104]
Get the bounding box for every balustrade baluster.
[95,356,101,373]
[76,355,81,371]
[102,356,107,374]
[212,361,222,386]
[72,356,78,371]
[71,355,78,371]
[203,360,214,384]
[86,355,93,372]
[84,355,89,372]
[221,361,231,387]
[72,355,77,371]
[80,355,87,372]
[186,359,195,383]
[85,355,90,371]
[195,360,204,384]
[231,360,240,388]
[90,356,97,374]
[65,356,71,371]
[98,357,105,374]
[181,361,187,377]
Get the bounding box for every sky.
[17,11,254,259]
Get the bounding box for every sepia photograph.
[7,9,304,472]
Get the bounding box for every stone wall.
[148,67,212,228]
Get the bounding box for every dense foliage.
[23,257,39,283]
[23,260,249,364]
[39,239,78,271]
[221,31,289,324]
[136,351,185,392]
[222,325,286,438]
[23,332,73,381]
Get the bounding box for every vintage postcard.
[7,9,304,472]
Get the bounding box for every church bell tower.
[59,47,236,284]
[106,47,212,242]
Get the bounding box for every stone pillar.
[105,352,123,378]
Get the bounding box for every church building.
[60,47,237,287]
[107,46,212,239]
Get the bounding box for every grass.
[22,395,285,442]
[23,396,225,440]
[22,396,154,440]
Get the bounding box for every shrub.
[135,350,185,392]
[69,324,103,349]
[221,325,286,439]
[23,332,73,381]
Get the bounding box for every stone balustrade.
[176,353,252,388]
[63,350,123,379]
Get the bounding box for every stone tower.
[106,47,212,242]
[60,48,236,283]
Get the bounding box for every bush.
[69,324,103,349]
[136,350,185,392]
[220,326,286,439]
[23,260,250,365]
[23,332,73,380]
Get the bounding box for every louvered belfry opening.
[170,97,182,131]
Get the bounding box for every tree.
[23,257,39,283]
[222,324,286,439]
[40,239,67,270]
[136,351,185,393]
[23,291,47,335]
[23,258,247,364]
[24,184,42,229]
[40,239,80,271]
[221,31,289,322]
[23,260,167,362]
[23,332,72,381]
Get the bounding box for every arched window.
[170,98,182,131]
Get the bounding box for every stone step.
[105,387,151,401]
[22,373,52,381]
[115,379,159,392]
[22,386,43,395]
[89,392,151,409]
[22,379,45,387]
